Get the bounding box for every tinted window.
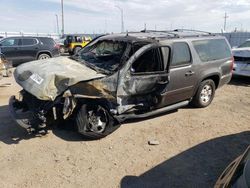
[131,48,164,73]
[0,38,20,46]
[22,38,37,46]
[193,39,231,62]
[172,42,191,66]
[40,38,55,46]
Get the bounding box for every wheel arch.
[36,51,52,59]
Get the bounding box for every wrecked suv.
[9,30,233,139]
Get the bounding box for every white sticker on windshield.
[30,73,44,85]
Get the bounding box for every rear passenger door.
[20,38,39,62]
[161,42,197,106]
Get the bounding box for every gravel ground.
[0,75,249,188]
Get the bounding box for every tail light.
[230,56,235,73]
[55,44,60,49]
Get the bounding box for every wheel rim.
[87,106,108,133]
[200,84,212,104]
[39,54,50,60]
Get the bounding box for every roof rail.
[173,29,212,35]
[140,29,179,38]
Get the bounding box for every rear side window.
[192,39,231,62]
[171,42,191,67]
[22,38,37,46]
[40,38,55,46]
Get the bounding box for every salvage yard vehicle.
[0,51,12,79]
[0,36,60,67]
[9,30,233,139]
[64,34,92,55]
[215,146,250,188]
[232,39,250,77]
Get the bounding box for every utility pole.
[55,14,59,34]
[115,5,124,33]
[223,12,228,31]
[61,0,65,36]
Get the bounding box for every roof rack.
[140,29,215,39]
[173,29,212,35]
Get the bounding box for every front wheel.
[191,79,216,108]
[76,104,120,139]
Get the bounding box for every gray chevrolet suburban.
[9,30,233,139]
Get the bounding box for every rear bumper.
[9,96,33,129]
[218,73,232,88]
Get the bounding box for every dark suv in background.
[0,36,60,66]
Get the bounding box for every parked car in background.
[9,30,233,139]
[215,146,250,188]
[0,36,60,66]
[64,34,92,55]
[55,38,67,54]
[232,39,250,77]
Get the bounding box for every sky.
[0,0,250,34]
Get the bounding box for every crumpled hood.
[232,48,250,58]
[14,56,105,101]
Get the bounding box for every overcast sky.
[0,0,250,34]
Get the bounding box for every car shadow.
[229,76,250,87]
[120,131,250,188]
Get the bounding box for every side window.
[131,47,164,73]
[192,39,231,62]
[0,38,20,46]
[171,42,191,67]
[40,38,55,46]
[22,38,37,46]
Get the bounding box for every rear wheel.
[38,53,51,60]
[191,79,215,108]
[76,104,120,139]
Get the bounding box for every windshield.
[238,41,250,48]
[78,40,127,74]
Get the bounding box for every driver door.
[116,44,170,114]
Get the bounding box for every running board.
[115,100,189,122]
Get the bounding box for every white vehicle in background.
[232,39,250,77]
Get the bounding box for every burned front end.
[8,35,140,135]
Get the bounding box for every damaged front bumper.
[9,90,77,133]
[9,95,34,130]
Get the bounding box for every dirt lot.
[0,75,249,188]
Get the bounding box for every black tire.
[76,104,120,139]
[191,79,216,108]
[74,47,82,55]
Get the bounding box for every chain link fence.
[221,32,250,47]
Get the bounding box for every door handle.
[185,71,195,76]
